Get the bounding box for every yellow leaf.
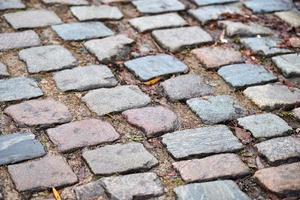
[52,187,61,200]
[144,77,161,86]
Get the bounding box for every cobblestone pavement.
[0,0,300,199]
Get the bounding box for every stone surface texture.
[0,62,9,77]
[254,162,300,196]
[4,10,62,29]
[152,26,213,52]
[0,0,25,10]
[19,45,77,73]
[8,155,78,192]
[0,132,46,165]
[100,172,164,200]
[53,65,118,92]
[174,180,251,200]
[275,10,300,27]
[0,77,43,102]
[243,0,294,13]
[173,153,250,182]
[272,53,300,77]
[161,74,214,101]
[47,119,120,152]
[187,95,245,124]
[83,142,158,175]
[4,99,72,127]
[74,180,108,200]
[124,54,188,81]
[82,85,151,116]
[238,113,292,138]
[42,0,88,5]
[192,0,238,6]
[162,125,243,159]
[0,30,40,50]
[243,83,300,111]
[132,0,185,14]
[123,106,179,137]
[192,46,243,69]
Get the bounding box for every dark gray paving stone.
[0,30,40,50]
[100,172,164,200]
[42,0,89,5]
[218,64,277,89]
[122,106,179,137]
[240,37,292,56]
[238,113,292,138]
[71,5,123,21]
[189,3,243,24]
[0,77,43,102]
[4,9,62,29]
[83,142,158,175]
[192,46,244,69]
[52,22,114,41]
[0,132,46,165]
[243,83,300,111]
[173,153,250,183]
[129,13,187,33]
[272,53,300,78]
[53,65,117,92]
[132,0,185,14]
[254,162,300,196]
[4,98,72,127]
[47,119,120,152]
[187,95,245,125]
[8,155,78,192]
[174,180,251,200]
[244,0,294,13]
[0,62,9,78]
[0,0,25,10]
[275,10,300,28]
[192,0,238,6]
[152,26,213,52]
[161,74,214,101]
[256,136,300,164]
[74,180,108,200]
[218,21,273,37]
[82,85,151,116]
[19,45,77,73]
[162,125,243,159]
[124,54,188,81]
[84,35,134,62]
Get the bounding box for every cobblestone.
[71,5,123,21]
[238,113,292,138]
[162,125,243,159]
[129,13,187,33]
[174,180,251,200]
[123,106,179,137]
[53,65,117,92]
[4,10,62,29]
[8,155,78,192]
[0,132,46,165]
[0,77,43,102]
[74,180,108,200]
[0,0,25,10]
[192,0,238,6]
[0,30,40,50]
[52,22,114,41]
[256,136,300,164]
[254,162,300,196]
[173,153,250,182]
[124,54,188,81]
[82,85,151,116]
[243,0,294,13]
[272,53,300,77]
[187,95,245,124]
[243,83,300,110]
[19,45,77,73]
[152,26,213,52]
[132,0,185,14]
[47,119,120,152]
[42,0,88,5]
[275,10,300,27]
[83,142,158,175]
[192,46,243,69]
[100,172,164,200]
[161,74,214,101]
[4,99,72,127]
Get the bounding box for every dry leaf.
[144,77,161,86]
[52,187,61,200]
